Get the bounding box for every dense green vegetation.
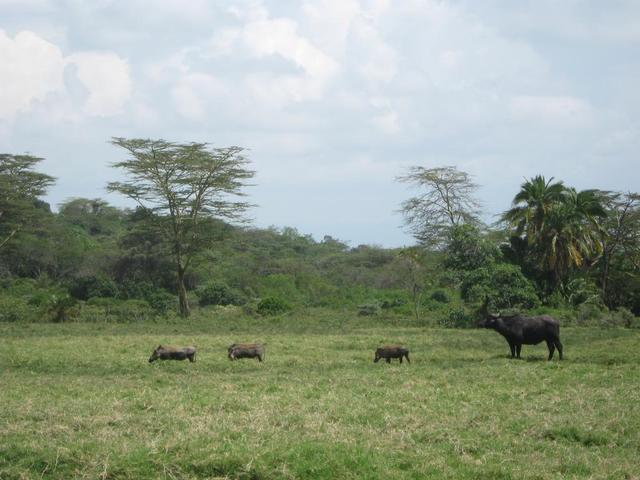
[1,316,639,479]
[1,149,639,325]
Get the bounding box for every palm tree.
[536,200,604,286]
[502,175,566,240]
[503,177,607,289]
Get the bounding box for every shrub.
[87,296,119,307]
[112,299,155,322]
[575,303,606,326]
[612,308,638,328]
[561,278,602,307]
[117,280,157,301]
[257,296,291,316]
[461,263,540,310]
[0,295,39,322]
[196,281,245,307]
[358,302,381,316]
[146,290,175,314]
[45,294,79,322]
[68,275,118,300]
[380,297,405,309]
[438,306,475,328]
[430,290,450,303]
[257,274,301,304]
[443,224,499,271]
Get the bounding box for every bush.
[257,274,301,304]
[196,282,245,307]
[257,296,291,316]
[438,306,475,328]
[112,299,155,322]
[146,290,175,314]
[430,290,450,303]
[358,302,381,316]
[117,280,157,301]
[443,224,499,271]
[380,297,405,309]
[45,294,79,322]
[561,278,601,307]
[68,275,118,300]
[612,308,638,328]
[461,263,540,310]
[0,295,39,322]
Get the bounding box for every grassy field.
[1,314,639,479]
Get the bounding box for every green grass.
[1,315,639,479]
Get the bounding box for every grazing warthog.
[228,343,265,362]
[148,345,196,363]
[483,313,563,360]
[374,345,410,364]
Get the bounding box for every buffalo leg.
[399,356,403,363]
[516,344,522,358]
[554,338,563,360]
[386,358,391,364]
[508,342,516,358]
[188,353,195,362]
[546,339,555,360]
[405,353,410,364]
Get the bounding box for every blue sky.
[1,0,638,246]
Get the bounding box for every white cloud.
[171,73,226,121]
[0,29,131,120]
[0,30,65,120]
[67,52,132,116]
[206,4,339,106]
[510,95,593,127]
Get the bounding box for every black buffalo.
[483,313,563,360]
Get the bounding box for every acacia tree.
[397,166,481,248]
[0,154,55,250]
[107,138,254,317]
[598,192,640,307]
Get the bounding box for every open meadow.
[1,315,639,479]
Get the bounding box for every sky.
[1,0,638,247]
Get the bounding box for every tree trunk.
[177,266,190,317]
[601,250,610,307]
[412,285,421,322]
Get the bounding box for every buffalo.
[483,313,563,360]
[228,343,265,362]
[148,345,196,363]
[374,345,410,364]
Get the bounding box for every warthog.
[148,345,196,363]
[484,313,563,360]
[228,343,265,362]
[374,345,410,364]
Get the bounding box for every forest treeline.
[1,143,639,326]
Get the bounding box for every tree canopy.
[107,138,254,316]
[397,166,481,248]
